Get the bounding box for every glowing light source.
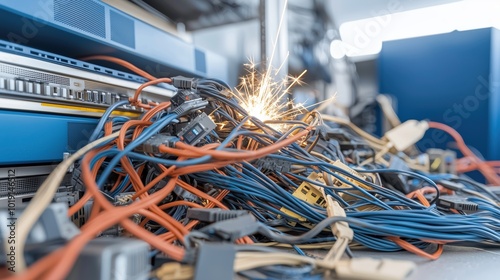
[232,60,307,123]
[338,0,500,58]
[231,0,310,126]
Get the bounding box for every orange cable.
[158,200,204,210]
[131,78,173,106]
[387,236,444,260]
[81,55,157,81]
[17,155,184,280]
[428,121,500,185]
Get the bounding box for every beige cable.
[10,132,120,273]
[376,95,401,129]
[321,115,387,149]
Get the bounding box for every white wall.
[192,20,260,87]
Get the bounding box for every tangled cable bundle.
[7,56,500,280]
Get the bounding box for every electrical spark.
[232,61,307,124]
[231,0,332,128]
[230,0,312,127]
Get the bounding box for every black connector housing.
[176,112,216,145]
[171,99,209,117]
[437,195,478,212]
[316,125,357,142]
[310,138,345,162]
[172,76,197,89]
[141,134,179,153]
[380,156,411,194]
[199,214,259,242]
[187,208,249,223]
[170,89,202,107]
[256,157,293,173]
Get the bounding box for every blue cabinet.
[378,28,500,160]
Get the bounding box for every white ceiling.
[324,0,461,26]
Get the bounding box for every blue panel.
[195,48,207,74]
[0,39,160,85]
[490,28,500,160]
[54,0,106,38]
[0,0,228,81]
[0,110,98,165]
[110,10,135,49]
[379,29,493,159]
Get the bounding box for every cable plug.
[325,195,353,241]
[256,157,293,173]
[171,76,197,90]
[335,258,416,280]
[71,166,85,192]
[141,134,179,153]
[198,214,259,242]
[383,120,429,152]
[436,195,478,212]
[170,89,202,107]
[171,99,209,117]
[176,112,216,145]
[187,208,249,223]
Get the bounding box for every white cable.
[319,237,349,269]
[156,251,322,280]
[253,241,336,249]
[234,252,318,271]
[154,249,415,280]
[376,94,401,129]
[321,115,387,149]
[359,143,394,166]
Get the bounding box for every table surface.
[333,245,500,280]
[235,245,500,279]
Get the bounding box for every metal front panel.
[0,0,229,81]
[0,109,99,165]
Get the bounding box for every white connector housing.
[384,120,429,152]
[326,195,353,241]
[336,258,416,280]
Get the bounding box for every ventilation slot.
[110,10,135,48]
[1,175,47,197]
[0,174,72,197]
[0,63,70,85]
[54,0,106,38]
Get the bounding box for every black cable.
[452,177,500,202]
[357,168,441,205]
[257,217,353,244]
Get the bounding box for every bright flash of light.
[232,60,307,124]
[230,0,330,128]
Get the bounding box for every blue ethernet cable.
[89,100,129,142]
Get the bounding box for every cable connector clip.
[170,89,202,107]
[326,195,353,241]
[198,214,258,242]
[384,120,429,152]
[187,208,249,223]
[177,112,216,145]
[172,76,197,90]
[436,195,478,212]
[172,99,209,117]
[141,134,179,153]
[256,157,293,173]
